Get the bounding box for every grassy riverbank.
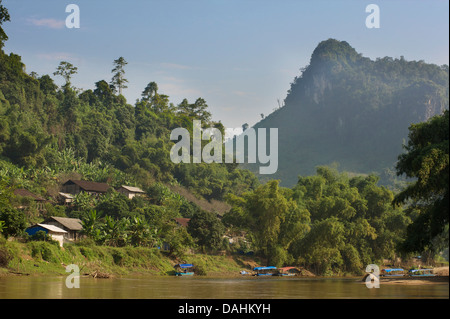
[2,240,448,285]
[0,240,260,278]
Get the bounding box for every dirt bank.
[433,266,449,276]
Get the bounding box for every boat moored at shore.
[174,264,194,276]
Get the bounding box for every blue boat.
[380,268,405,277]
[408,269,435,277]
[174,263,194,276]
[276,266,300,276]
[253,266,277,276]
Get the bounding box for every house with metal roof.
[25,224,67,247]
[61,179,110,196]
[13,188,47,210]
[43,216,83,241]
[116,185,145,199]
[57,192,75,205]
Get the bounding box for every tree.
[393,110,449,257]
[0,207,27,239]
[177,98,212,123]
[237,180,310,266]
[142,82,158,101]
[81,209,100,239]
[111,57,128,95]
[53,61,78,87]
[128,216,156,247]
[38,75,58,95]
[0,0,10,47]
[187,210,225,251]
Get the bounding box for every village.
[13,180,200,249]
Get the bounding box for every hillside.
[243,39,449,187]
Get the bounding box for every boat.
[380,268,405,277]
[174,263,194,276]
[408,269,436,277]
[253,266,277,276]
[276,266,299,276]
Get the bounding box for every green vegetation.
[394,110,449,262]
[0,4,448,277]
[223,167,411,275]
[250,39,449,188]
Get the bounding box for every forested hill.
[247,39,449,187]
[0,48,258,205]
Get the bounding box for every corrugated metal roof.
[119,185,145,193]
[36,224,67,233]
[46,216,83,231]
[63,180,110,193]
[58,192,74,199]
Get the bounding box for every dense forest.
[247,39,449,188]
[0,3,448,275]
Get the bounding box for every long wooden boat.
[253,266,277,276]
[380,268,405,277]
[174,263,194,276]
[408,269,436,277]
[276,266,300,276]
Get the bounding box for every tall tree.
[393,110,449,258]
[111,57,128,95]
[141,81,158,101]
[53,61,78,88]
[0,0,10,48]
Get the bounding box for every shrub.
[0,245,12,267]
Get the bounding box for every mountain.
[243,39,449,187]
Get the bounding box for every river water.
[0,276,448,299]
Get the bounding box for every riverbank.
[0,240,267,278]
[1,240,448,287]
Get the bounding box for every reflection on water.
[0,276,448,299]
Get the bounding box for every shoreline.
[3,267,449,286]
[1,241,448,286]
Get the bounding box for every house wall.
[48,232,65,247]
[62,183,81,195]
[117,188,141,199]
[45,221,79,240]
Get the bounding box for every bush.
[111,248,125,266]
[29,241,61,263]
[193,260,207,276]
[0,245,12,267]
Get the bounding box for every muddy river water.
[0,275,448,299]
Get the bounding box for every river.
[0,275,448,299]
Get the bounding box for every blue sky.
[2,0,449,129]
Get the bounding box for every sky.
[2,0,449,129]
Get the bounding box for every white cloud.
[36,52,78,61]
[28,18,65,29]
